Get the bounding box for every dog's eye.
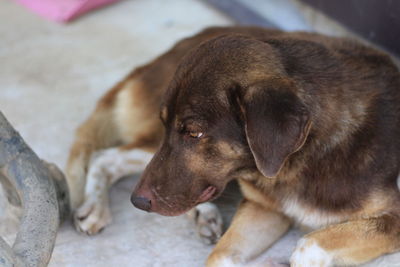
[187,131,204,138]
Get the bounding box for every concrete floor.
[1,0,400,266]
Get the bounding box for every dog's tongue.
[197,185,216,203]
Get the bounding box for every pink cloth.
[16,0,121,23]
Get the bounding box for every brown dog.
[66,26,400,266]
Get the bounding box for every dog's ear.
[240,80,311,178]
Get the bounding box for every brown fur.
[67,26,400,265]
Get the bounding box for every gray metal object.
[203,0,277,28]
[0,112,70,267]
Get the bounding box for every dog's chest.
[239,178,348,230]
[280,197,345,230]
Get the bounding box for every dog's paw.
[207,253,288,267]
[206,251,243,267]
[290,238,333,267]
[189,202,223,244]
[250,258,290,267]
[73,199,111,235]
[260,259,290,267]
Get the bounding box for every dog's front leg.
[207,199,291,267]
[290,214,400,266]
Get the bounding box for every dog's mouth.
[197,185,218,203]
[132,180,224,217]
[151,185,221,216]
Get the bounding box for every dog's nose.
[131,195,152,212]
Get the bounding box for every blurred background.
[207,0,399,59]
[0,0,399,266]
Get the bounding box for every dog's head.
[131,35,311,215]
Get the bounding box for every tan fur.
[207,200,291,267]
[239,178,400,266]
[238,179,280,211]
[294,218,399,266]
[66,104,120,209]
[356,190,394,218]
[113,80,163,144]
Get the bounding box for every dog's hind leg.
[68,74,165,235]
[68,77,163,234]
[66,73,163,211]
[66,89,122,211]
[74,146,154,235]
